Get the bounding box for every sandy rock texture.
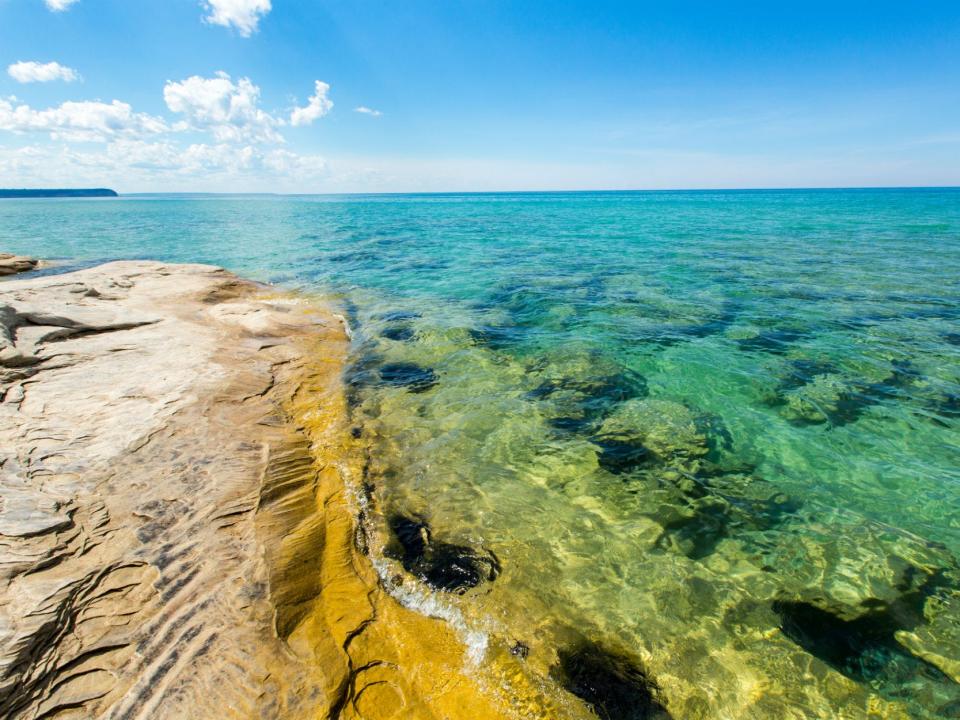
[0,260,574,720]
[0,261,349,719]
[0,254,38,277]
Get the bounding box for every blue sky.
[1,0,959,192]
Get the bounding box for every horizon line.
[118,185,960,197]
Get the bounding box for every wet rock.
[344,351,383,406]
[386,514,500,594]
[553,640,671,720]
[378,362,438,393]
[510,641,530,659]
[0,253,39,276]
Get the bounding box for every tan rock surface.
[0,254,38,277]
[0,261,582,720]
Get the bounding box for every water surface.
[4,189,960,718]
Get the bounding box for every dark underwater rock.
[596,399,709,475]
[469,324,528,350]
[767,357,923,427]
[553,640,671,720]
[772,598,952,688]
[531,369,649,435]
[736,327,808,354]
[591,435,652,475]
[634,300,741,348]
[378,362,438,393]
[382,325,415,341]
[386,514,500,594]
[772,569,953,687]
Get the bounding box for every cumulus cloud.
[0,69,338,190]
[44,0,79,11]
[202,0,271,37]
[163,71,282,143]
[8,61,80,84]
[290,81,333,126]
[0,97,168,142]
[354,106,382,117]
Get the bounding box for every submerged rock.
[553,640,671,720]
[772,588,955,689]
[381,324,416,341]
[595,399,709,475]
[378,361,438,392]
[531,368,649,434]
[386,514,500,594]
[592,435,652,475]
[765,357,924,427]
[736,326,808,354]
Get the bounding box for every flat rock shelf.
[0,261,592,720]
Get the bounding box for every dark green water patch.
[764,358,923,427]
[736,327,809,355]
[592,435,653,475]
[381,324,416,341]
[378,362,438,393]
[470,323,530,351]
[531,369,650,435]
[633,301,741,348]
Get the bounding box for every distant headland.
[0,188,119,198]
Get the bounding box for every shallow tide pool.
[4,189,960,718]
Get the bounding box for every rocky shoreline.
[0,253,39,277]
[0,261,570,720]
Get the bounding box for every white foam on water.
[371,556,490,666]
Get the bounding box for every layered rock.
[0,253,38,277]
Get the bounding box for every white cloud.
[354,106,382,117]
[202,0,271,37]
[0,97,168,142]
[44,0,79,11]
[290,81,333,127]
[8,61,80,84]
[0,141,329,191]
[163,71,282,143]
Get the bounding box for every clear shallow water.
[3,189,960,718]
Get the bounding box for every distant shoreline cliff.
[0,188,118,198]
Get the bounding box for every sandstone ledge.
[0,261,570,720]
[0,254,39,277]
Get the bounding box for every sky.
[0,0,959,193]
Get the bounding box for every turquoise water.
[3,189,960,718]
